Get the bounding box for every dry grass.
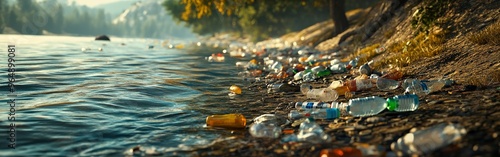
[462,70,500,87]
[373,28,446,69]
[342,44,381,66]
[468,21,500,46]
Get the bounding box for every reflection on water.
[0,35,249,156]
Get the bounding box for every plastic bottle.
[404,79,445,96]
[320,144,386,157]
[376,77,400,91]
[305,88,339,102]
[249,114,282,138]
[310,108,340,120]
[297,118,330,143]
[320,147,362,157]
[329,63,347,74]
[381,68,403,80]
[206,113,246,129]
[386,94,419,112]
[316,69,332,77]
[358,60,373,75]
[391,123,467,155]
[268,83,299,93]
[347,96,387,117]
[345,57,359,70]
[294,102,332,109]
[344,79,375,92]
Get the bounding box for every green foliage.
[163,0,332,41]
[411,0,450,33]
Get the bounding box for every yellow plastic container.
[206,113,246,129]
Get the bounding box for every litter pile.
[201,40,467,156]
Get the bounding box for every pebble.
[427,100,444,105]
[344,127,355,132]
[366,117,386,123]
[444,99,458,103]
[359,130,372,136]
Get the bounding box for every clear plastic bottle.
[305,88,339,102]
[404,79,446,96]
[329,63,347,74]
[294,102,332,109]
[267,83,286,93]
[347,96,387,117]
[386,94,419,112]
[249,114,282,138]
[297,118,330,143]
[391,123,467,155]
[376,77,400,91]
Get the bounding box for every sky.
[70,0,123,7]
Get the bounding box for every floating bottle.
[206,113,246,129]
[229,85,242,94]
[386,94,419,112]
[347,96,387,117]
[391,123,467,155]
[249,114,282,138]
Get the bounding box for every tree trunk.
[330,0,349,36]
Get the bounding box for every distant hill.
[94,0,141,17]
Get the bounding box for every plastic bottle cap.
[386,97,398,111]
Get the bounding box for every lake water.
[0,35,254,156]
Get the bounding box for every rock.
[95,35,110,41]
[359,130,372,136]
[366,117,386,123]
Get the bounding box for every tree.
[163,0,333,41]
[330,0,348,36]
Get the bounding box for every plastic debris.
[391,123,467,155]
[206,113,246,129]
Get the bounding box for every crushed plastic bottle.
[267,83,299,93]
[391,123,467,155]
[358,60,374,75]
[303,87,339,102]
[206,113,246,129]
[386,94,419,112]
[376,77,400,91]
[348,96,387,117]
[297,118,331,143]
[404,79,446,96]
[249,114,282,138]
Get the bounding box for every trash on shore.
[206,113,247,129]
[391,123,467,155]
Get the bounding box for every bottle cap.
[386,97,398,111]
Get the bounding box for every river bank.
[125,0,500,156]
